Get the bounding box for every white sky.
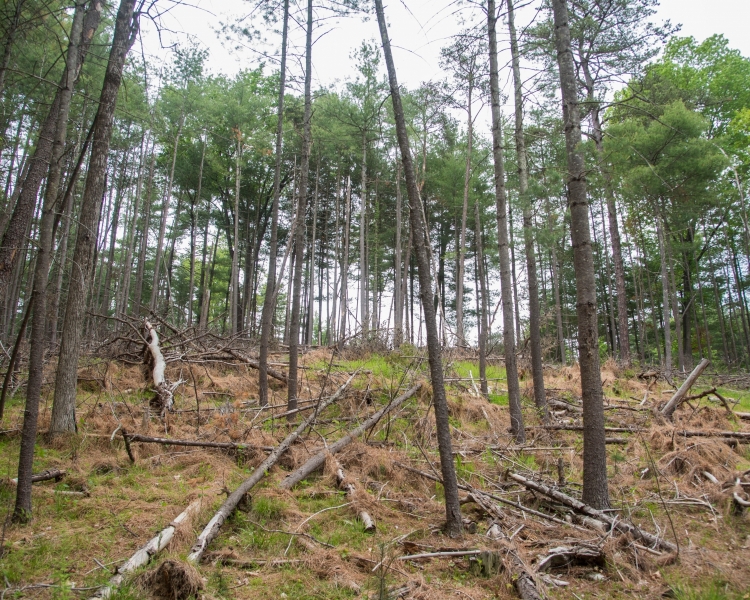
[139,0,750,92]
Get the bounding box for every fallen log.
[661,358,710,419]
[396,462,588,531]
[279,383,421,489]
[674,430,750,440]
[506,472,677,553]
[124,434,275,453]
[7,469,66,486]
[187,370,360,564]
[226,349,288,384]
[536,544,605,572]
[529,425,641,433]
[89,498,204,599]
[334,460,375,532]
[144,320,174,416]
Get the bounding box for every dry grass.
[0,350,748,599]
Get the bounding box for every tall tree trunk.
[375,0,463,537]
[589,107,630,364]
[231,137,241,335]
[0,0,26,97]
[508,0,546,419]
[49,0,139,435]
[338,176,351,348]
[188,135,206,327]
[551,0,609,509]
[475,200,489,396]
[258,0,289,406]
[13,0,90,522]
[456,88,472,347]
[307,157,319,344]
[288,0,313,414]
[0,0,102,319]
[487,0,525,443]
[656,218,672,372]
[133,148,155,314]
[116,133,148,318]
[150,113,183,312]
[359,134,368,338]
[394,160,403,347]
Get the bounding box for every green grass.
[488,393,508,406]
[716,387,750,411]
[451,361,506,381]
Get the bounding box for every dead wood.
[334,459,376,532]
[536,544,605,572]
[124,433,274,453]
[673,430,750,440]
[661,358,711,419]
[187,370,360,564]
[7,468,65,486]
[506,472,677,553]
[144,320,175,416]
[530,425,641,433]
[89,498,203,599]
[279,383,421,489]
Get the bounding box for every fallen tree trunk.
[89,497,204,599]
[279,383,421,489]
[187,370,360,564]
[531,425,641,433]
[661,358,710,419]
[145,320,173,415]
[226,349,288,384]
[506,472,677,553]
[124,433,274,453]
[673,430,750,440]
[7,469,66,486]
[334,459,376,532]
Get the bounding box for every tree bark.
[551,0,609,509]
[508,0,547,419]
[287,0,313,418]
[49,0,139,436]
[375,0,463,537]
[13,0,94,522]
[338,176,351,348]
[0,0,102,319]
[488,0,525,443]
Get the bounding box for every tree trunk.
[359,134,368,338]
[49,0,139,436]
[338,176,351,348]
[150,113,183,312]
[230,137,241,335]
[288,0,313,415]
[13,0,90,522]
[551,0,609,509]
[375,0,463,537]
[307,157,319,344]
[456,88,472,347]
[394,161,403,347]
[258,0,288,400]
[488,0,525,443]
[0,0,26,97]
[133,148,155,315]
[475,200,489,396]
[508,0,547,419]
[0,0,102,318]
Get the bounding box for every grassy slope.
[0,351,748,599]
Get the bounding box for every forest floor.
[0,346,749,599]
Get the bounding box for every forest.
[0,0,749,598]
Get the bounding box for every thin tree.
[287,0,313,416]
[507,0,547,420]
[13,0,90,522]
[374,0,463,537]
[49,0,140,435]
[487,0,525,443]
[551,0,609,508]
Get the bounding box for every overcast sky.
[139,0,750,93]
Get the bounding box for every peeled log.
[334,460,375,533]
[89,498,203,599]
[279,383,421,489]
[187,370,360,564]
[144,320,173,415]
